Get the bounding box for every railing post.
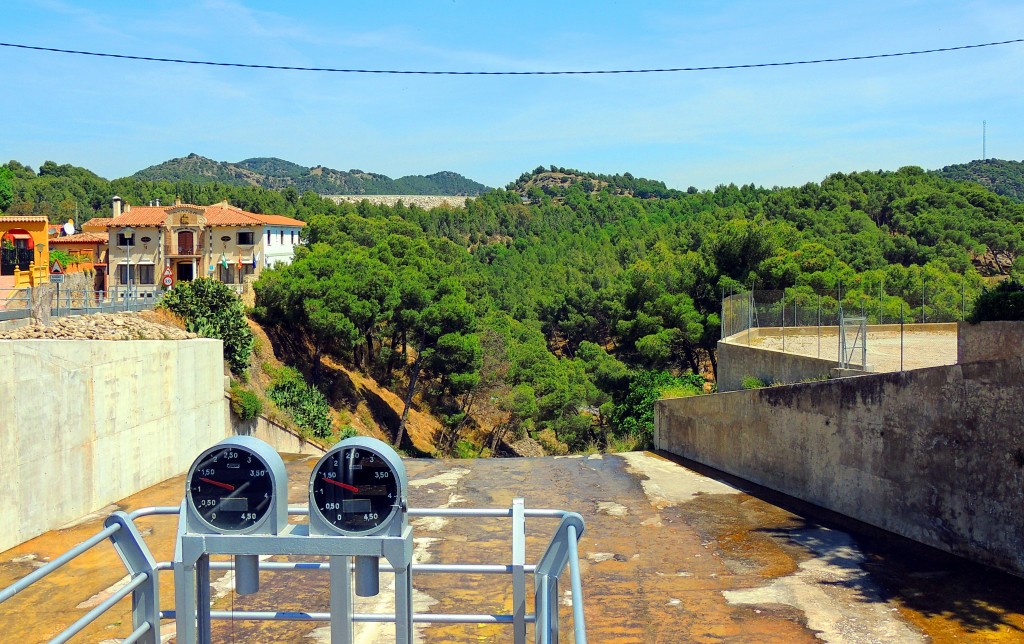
[104,512,160,644]
[512,498,526,644]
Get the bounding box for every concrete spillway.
[2,452,1023,642]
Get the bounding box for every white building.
[256,214,306,267]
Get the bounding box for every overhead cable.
[0,38,1021,75]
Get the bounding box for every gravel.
[0,312,197,341]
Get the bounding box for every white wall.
[262,226,302,266]
[0,339,228,552]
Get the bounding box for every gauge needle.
[199,477,235,492]
[322,477,359,493]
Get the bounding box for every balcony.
[164,240,204,258]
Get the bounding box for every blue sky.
[2,1,1023,190]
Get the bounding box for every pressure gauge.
[309,437,408,536]
[185,436,288,535]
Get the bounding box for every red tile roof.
[49,232,107,244]
[0,215,49,223]
[251,214,306,227]
[82,217,114,229]
[108,206,168,226]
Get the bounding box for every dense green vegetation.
[970,280,1024,323]
[6,156,1024,454]
[266,366,333,439]
[934,159,1024,202]
[158,278,255,374]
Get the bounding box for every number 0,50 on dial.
[310,447,399,534]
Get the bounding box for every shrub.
[969,280,1024,323]
[535,428,569,455]
[229,385,263,421]
[610,370,705,446]
[453,439,479,459]
[338,425,359,440]
[267,367,332,439]
[158,278,255,373]
[741,375,768,389]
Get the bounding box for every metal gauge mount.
[185,436,288,536]
[308,436,408,537]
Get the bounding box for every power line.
[1,38,1022,75]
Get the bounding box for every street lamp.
[122,227,134,307]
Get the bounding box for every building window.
[267,230,272,245]
[290,231,296,244]
[237,231,254,245]
[117,264,135,285]
[138,264,155,285]
[218,265,235,284]
[117,233,135,247]
[280,230,284,244]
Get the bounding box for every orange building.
[0,215,51,288]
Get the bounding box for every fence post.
[104,512,160,644]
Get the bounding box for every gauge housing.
[308,437,408,536]
[184,436,288,535]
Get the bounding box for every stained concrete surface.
[2,452,1024,642]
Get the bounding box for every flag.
[220,254,227,269]
[252,251,260,269]
[236,255,242,269]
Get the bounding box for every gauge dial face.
[311,446,400,534]
[187,445,274,532]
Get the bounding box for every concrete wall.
[716,339,841,392]
[226,395,326,456]
[0,339,228,552]
[959,321,1024,363]
[655,358,1024,575]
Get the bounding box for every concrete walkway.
[2,452,1024,642]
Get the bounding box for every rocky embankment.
[0,312,196,340]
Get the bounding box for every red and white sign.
[50,260,64,275]
[162,266,174,287]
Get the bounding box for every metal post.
[900,302,904,372]
[330,555,354,644]
[782,290,786,353]
[512,498,527,644]
[817,295,821,358]
[104,512,160,644]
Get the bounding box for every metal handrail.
[2,502,587,643]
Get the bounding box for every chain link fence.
[721,282,970,371]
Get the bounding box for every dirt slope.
[248,318,439,454]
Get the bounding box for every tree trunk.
[394,343,424,449]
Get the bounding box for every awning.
[4,233,32,240]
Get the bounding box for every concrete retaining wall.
[0,339,228,552]
[226,396,326,456]
[717,340,841,392]
[959,321,1024,363]
[655,359,1024,575]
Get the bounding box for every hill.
[933,159,1024,202]
[507,165,683,200]
[130,153,491,196]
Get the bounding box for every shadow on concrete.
[655,450,1024,636]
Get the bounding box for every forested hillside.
[132,154,491,196]
[934,159,1024,202]
[3,158,1023,455]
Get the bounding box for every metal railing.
[0,287,31,321]
[0,501,587,643]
